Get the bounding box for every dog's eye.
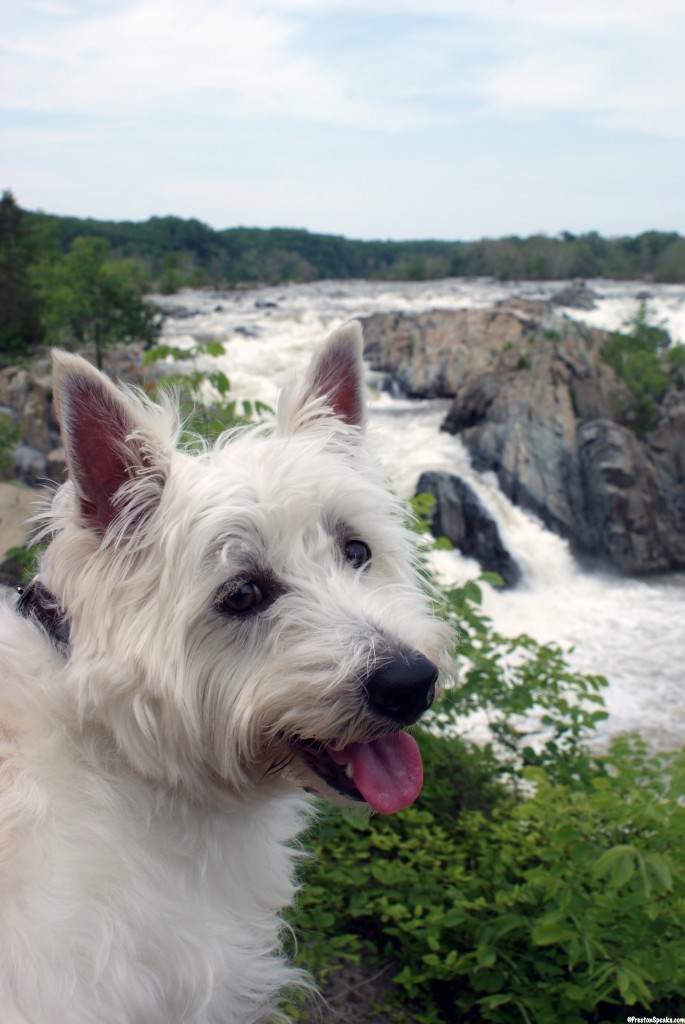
[219,581,264,614]
[344,540,371,570]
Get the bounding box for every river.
[152,278,685,751]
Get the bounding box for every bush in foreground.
[289,578,685,1023]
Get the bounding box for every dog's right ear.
[276,321,367,436]
[52,351,169,538]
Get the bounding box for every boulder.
[363,304,685,574]
[442,324,685,573]
[551,281,598,310]
[0,343,147,486]
[362,308,538,398]
[416,471,521,587]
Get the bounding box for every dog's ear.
[277,321,366,435]
[52,350,169,537]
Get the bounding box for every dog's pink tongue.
[330,732,423,814]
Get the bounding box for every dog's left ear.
[52,350,170,538]
[276,321,366,435]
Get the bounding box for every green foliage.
[288,578,685,1022]
[32,236,162,369]
[438,578,608,787]
[3,541,47,585]
[18,204,685,287]
[0,413,20,479]
[143,340,272,441]
[601,302,671,432]
[0,190,44,360]
[664,342,685,389]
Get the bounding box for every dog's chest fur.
[0,613,307,1023]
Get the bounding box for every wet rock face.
[364,307,685,576]
[416,471,522,587]
[440,320,613,551]
[577,420,685,574]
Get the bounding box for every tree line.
[2,187,685,362]
[20,197,685,289]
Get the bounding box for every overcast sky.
[2,0,684,240]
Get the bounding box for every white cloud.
[3,0,683,138]
[0,0,423,130]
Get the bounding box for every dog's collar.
[16,581,71,654]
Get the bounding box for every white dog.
[0,322,450,1023]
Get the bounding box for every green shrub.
[0,413,20,479]
[288,577,685,1022]
[143,340,272,440]
[601,302,670,433]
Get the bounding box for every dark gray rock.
[578,419,685,573]
[362,304,685,575]
[416,471,522,587]
[551,282,598,310]
[440,322,685,573]
[158,304,198,319]
[441,319,619,547]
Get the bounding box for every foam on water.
[154,278,685,750]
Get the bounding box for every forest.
[21,201,685,289]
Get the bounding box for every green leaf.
[644,852,673,892]
[616,969,632,1000]
[592,845,636,881]
[434,536,453,551]
[478,993,512,1009]
[208,370,230,397]
[476,946,496,968]
[203,339,225,357]
[480,571,505,588]
[531,916,575,947]
[612,852,636,888]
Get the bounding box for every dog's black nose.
[365,650,438,725]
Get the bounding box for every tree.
[0,190,44,361]
[35,236,162,369]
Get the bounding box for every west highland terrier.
[0,322,451,1023]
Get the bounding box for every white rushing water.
[153,278,685,751]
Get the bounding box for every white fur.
[0,323,451,1023]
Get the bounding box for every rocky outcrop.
[440,318,625,545]
[0,361,64,486]
[0,342,150,487]
[362,308,538,398]
[416,472,521,587]
[364,307,685,575]
[577,419,685,573]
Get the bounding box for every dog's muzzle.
[291,648,438,815]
